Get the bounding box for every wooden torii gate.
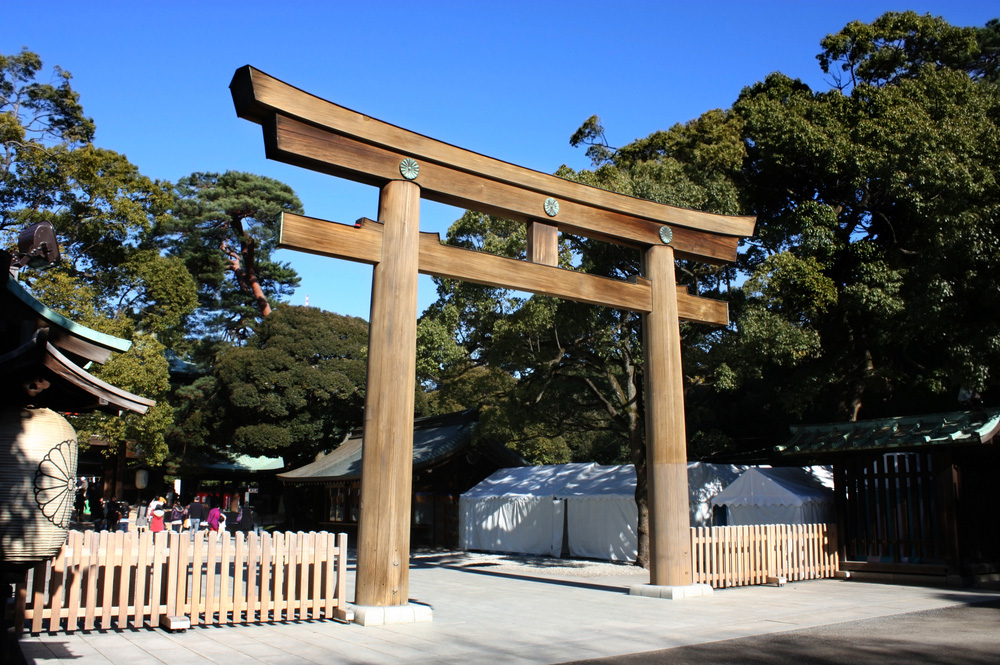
[230,67,755,608]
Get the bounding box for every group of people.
[133,496,260,538]
[73,480,261,536]
[74,478,120,528]
[73,481,131,532]
[138,496,223,537]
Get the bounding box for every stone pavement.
[554,600,1000,665]
[14,554,1000,665]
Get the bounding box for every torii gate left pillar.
[355,180,420,607]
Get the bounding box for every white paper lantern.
[0,407,77,570]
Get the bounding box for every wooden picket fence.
[11,529,349,634]
[690,523,839,588]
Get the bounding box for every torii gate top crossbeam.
[230,66,755,263]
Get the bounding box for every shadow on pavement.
[411,555,637,593]
[553,599,1000,665]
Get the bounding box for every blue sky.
[6,1,997,321]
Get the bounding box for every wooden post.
[527,221,559,267]
[933,451,961,574]
[355,179,421,607]
[642,243,692,587]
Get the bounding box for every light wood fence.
[690,523,839,588]
[9,523,838,633]
[12,529,349,634]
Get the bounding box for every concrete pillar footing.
[629,583,714,600]
[350,602,433,626]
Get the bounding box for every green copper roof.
[6,278,131,353]
[201,454,286,472]
[278,410,480,483]
[776,409,1000,457]
[278,410,524,483]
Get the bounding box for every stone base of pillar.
[628,583,714,600]
[350,602,433,626]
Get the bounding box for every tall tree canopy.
[817,11,999,89]
[557,10,1000,450]
[161,171,303,342]
[714,13,1000,439]
[182,305,368,466]
[1,48,197,465]
[1,48,197,345]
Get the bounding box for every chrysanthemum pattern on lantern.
[33,438,78,528]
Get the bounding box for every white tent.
[458,463,587,557]
[559,464,638,561]
[710,466,834,525]
[459,462,742,561]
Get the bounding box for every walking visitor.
[169,501,187,533]
[187,497,206,539]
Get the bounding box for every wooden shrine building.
[1,265,154,417]
[775,409,1000,584]
[1,247,155,501]
[278,410,524,547]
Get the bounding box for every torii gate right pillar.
[642,243,694,588]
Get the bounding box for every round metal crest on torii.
[230,66,755,608]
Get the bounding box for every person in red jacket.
[149,498,166,533]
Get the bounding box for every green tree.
[1,49,197,345]
[1,48,197,471]
[817,10,986,89]
[712,14,1000,434]
[1,47,94,220]
[201,305,368,465]
[71,331,175,465]
[162,171,303,341]
[562,14,1000,458]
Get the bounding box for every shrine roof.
[5,276,131,360]
[775,409,1000,458]
[200,454,286,473]
[1,270,152,414]
[278,410,523,483]
[0,336,154,414]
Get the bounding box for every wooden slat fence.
[691,523,839,588]
[12,529,349,634]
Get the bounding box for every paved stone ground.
[554,599,1000,665]
[10,552,1000,665]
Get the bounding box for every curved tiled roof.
[1,266,151,414]
[776,409,1000,457]
[278,410,524,483]
[6,278,131,361]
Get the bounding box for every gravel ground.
[411,549,649,578]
